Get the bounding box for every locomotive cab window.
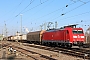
[78,30,83,34]
[72,30,83,34]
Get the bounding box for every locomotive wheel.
[67,44,72,48]
[60,43,65,47]
[42,42,46,46]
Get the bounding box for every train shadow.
[7,54,16,60]
[7,54,23,60]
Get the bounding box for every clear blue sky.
[0,0,90,36]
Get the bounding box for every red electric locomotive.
[42,24,85,48]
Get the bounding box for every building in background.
[0,34,4,40]
[85,27,90,44]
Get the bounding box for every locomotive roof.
[46,29,59,32]
[46,28,66,32]
[60,24,78,29]
[27,31,41,35]
[27,30,46,35]
[46,24,82,32]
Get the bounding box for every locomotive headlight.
[73,36,77,38]
[81,36,84,38]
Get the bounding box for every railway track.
[1,41,90,60]
[0,42,57,60]
[0,43,11,48]
[23,43,90,59]
[1,43,57,60]
[10,45,57,60]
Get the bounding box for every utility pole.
[55,21,58,29]
[4,21,7,40]
[2,28,3,36]
[5,24,7,38]
[40,25,43,30]
[44,23,46,30]
[20,14,23,42]
[20,14,23,35]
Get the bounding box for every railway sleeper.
[10,45,57,60]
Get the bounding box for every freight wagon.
[7,34,27,42]
[27,30,46,44]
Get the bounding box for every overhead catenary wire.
[40,0,42,4]
[64,0,90,15]
[59,11,90,21]
[6,0,79,25]
[78,0,86,4]
[15,0,50,26]
[3,0,33,25]
[28,0,54,17]
[7,0,24,20]
[70,0,77,3]
[49,0,90,21]
[22,0,82,28]
[1,0,90,33]
[12,0,24,14]
[15,0,35,17]
[21,0,49,14]
[28,0,79,20]
[26,0,79,23]
[0,0,24,24]
[0,0,23,18]
[70,0,85,3]
[3,0,49,25]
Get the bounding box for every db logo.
[78,35,80,38]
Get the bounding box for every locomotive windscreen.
[72,30,83,34]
